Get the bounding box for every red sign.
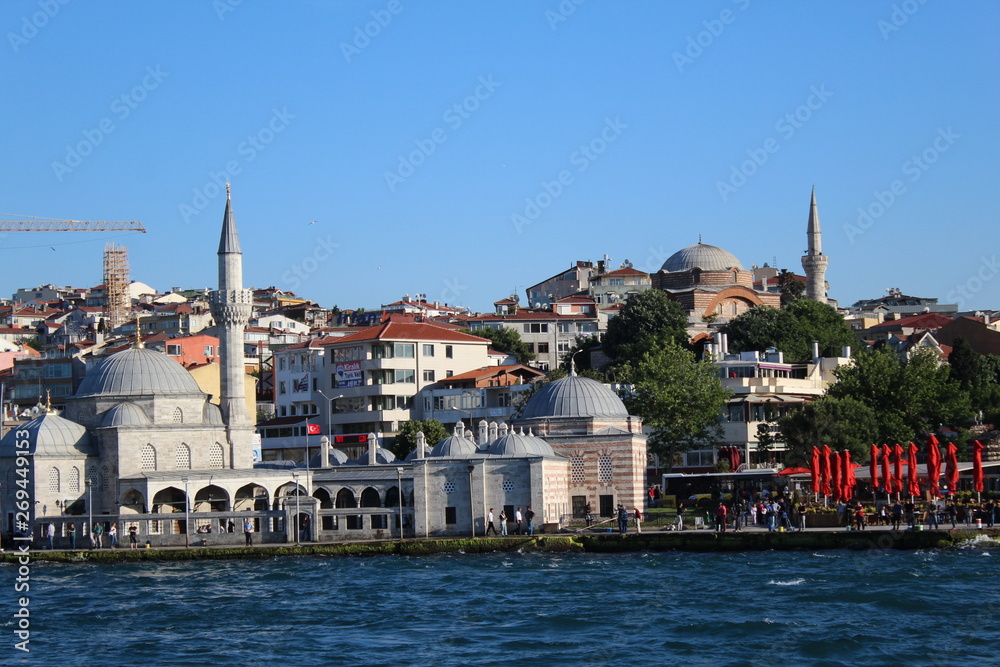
[334,434,368,444]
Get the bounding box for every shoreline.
[5,527,997,564]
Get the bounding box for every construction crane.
[0,214,145,232]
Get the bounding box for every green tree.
[621,340,730,471]
[721,306,800,357]
[559,334,602,374]
[784,299,856,359]
[777,269,805,306]
[722,301,855,363]
[459,327,534,365]
[779,395,878,465]
[949,337,1000,420]
[390,418,449,460]
[603,289,688,366]
[828,347,973,445]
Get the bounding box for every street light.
[396,466,404,541]
[317,390,344,463]
[467,464,476,538]
[182,477,189,549]
[86,478,93,549]
[450,406,472,430]
[291,472,301,545]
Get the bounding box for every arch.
[313,488,333,509]
[234,484,269,512]
[141,444,157,471]
[151,486,187,513]
[172,407,183,423]
[175,443,191,470]
[48,467,60,493]
[209,442,225,469]
[275,482,308,511]
[360,487,381,508]
[384,485,401,508]
[69,466,81,493]
[194,485,230,512]
[702,285,771,317]
[335,488,357,508]
[119,488,146,514]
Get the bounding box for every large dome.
[661,242,744,273]
[520,375,628,420]
[0,413,95,457]
[76,346,204,398]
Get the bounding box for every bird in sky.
[309,220,317,225]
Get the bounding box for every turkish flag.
[307,423,321,435]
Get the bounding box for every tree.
[459,327,534,365]
[777,269,805,306]
[827,347,973,445]
[603,289,688,366]
[779,395,879,466]
[721,306,800,357]
[783,299,856,359]
[390,418,449,460]
[559,334,601,374]
[949,337,1000,421]
[621,340,730,471]
[722,300,855,363]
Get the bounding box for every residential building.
[525,261,597,308]
[588,265,651,306]
[418,364,543,427]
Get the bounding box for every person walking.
[947,501,958,529]
[514,508,523,535]
[525,506,535,536]
[675,503,684,531]
[499,509,508,536]
[798,503,808,531]
[128,524,138,550]
[108,523,118,549]
[68,523,77,550]
[634,507,642,534]
[46,522,55,550]
[485,508,497,536]
[92,522,103,549]
[244,518,254,546]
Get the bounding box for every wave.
[957,534,1000,549]
[768,578,805,586]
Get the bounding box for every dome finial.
[45,389,53,414]
[134,313,144,349]
[698,234,702,244]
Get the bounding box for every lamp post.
[317,390,344,463]
[467,464,476,538]
[86,478,93,549]
[450,406,472,430]
[396,466,404,541]
[291,472,301,545]
[182,477,189,549]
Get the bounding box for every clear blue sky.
[2,1,997,312]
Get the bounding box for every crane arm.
[0,220,146,232]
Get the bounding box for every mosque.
[0,191,646,548]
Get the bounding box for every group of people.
[40,521,141,550]
[709,498,808,533]
[484,506,535,536]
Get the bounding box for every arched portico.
[194,484,231,512]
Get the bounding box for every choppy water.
[5,540,1000,666]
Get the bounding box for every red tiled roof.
[870,313,953,331]
[600,267,649,277]
[327,321,490,345]
[440,364,543,383]
[467,310,596,322]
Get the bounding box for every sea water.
[5,542,1000,666]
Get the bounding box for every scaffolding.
[103,243,130,332]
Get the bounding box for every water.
[6,541,1000,666]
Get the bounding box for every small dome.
[310,448,350,467]
[430,434,479,458]
[100,402,150,427]
[404,445,433,462]
[487,429,554,458]
[352,447,398,465]
[661,242,744,273]
[0,413,95,458]
[520,375,628,420]
[76,346,204,398]
[203,403,224,426]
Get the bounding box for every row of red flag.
[809,436,985,501]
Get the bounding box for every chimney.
[367,432,378,465]
[721,333,729,356]
[416,431,426,459]
[812,341,820,362]
[499,422,509,437]
[477,419,488,446]
[842,345,851,358]
[488,421,498,443]
[320,436,331,469]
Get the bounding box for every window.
[537,343,549,354]
[69,466,80,493]
[422,344,434,357]
[558,323,572,333]
[172,407,183,423]
[526,323,549,334]
[445,345,453,359]
[210,443,224,468]
[312,378,318,391]
[608,278,624,286]
[446,370,454,378]
[445,507,457,525]
[141,445,157,471]
[557,341,571,353]
[279,381,287,395]
[204,345,214,357]
[167,344,182,356]
[101,466,110,489]
[526,343,535,353]
[423,369,435,382]
[175,443,191,470]
[598,455,613,483]
[279,357,286,370]
[433,396,445,410]
[394,369,415,384]
[371,396,396,411]
[49,467,60,493]
[88,467,100,490]
[571,456,586,485]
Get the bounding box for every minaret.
[801,188,829,302]
[209,184,254,468]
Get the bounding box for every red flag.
[894,444,905,495]
[946,442,959,492]
[731,447,742,471]
[926,435,941,497]
[821,445,833,497]
[870,445,880,492]
[307,423,321,435]
[908,443,921,497]
[830,448,841,501]
[810,447,821,495]
[973,440,984,493]
[882,444,893,494]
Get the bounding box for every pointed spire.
[807,187,822,255]
[218,182,242,255]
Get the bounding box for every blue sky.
[1,1,997,313]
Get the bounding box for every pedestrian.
[798,502,808,531]
[68,523,77,550]
[947,501,957,529]
[675,503,684,531]
[927,502,939,529]
[108,523,118,548]
[585,502,594,527]
[514,508,523,535]
[648,486,656,507]
[128,524,138,550]
[486,508,497,536]
[634,506,642,534]
[715,503,728,533]
[987,500,996,528]
[228,519,235,533]
[46,522,55,550]
[244,518,254,546]
[904,500,916,529]
[854,504,866,530]
[891,501,903,531]
[92,522,103,549]
[525,506,535,536]
[617,505,629,534]
[300,515,311,542]
[766,502,776,533]
[499,508,508,536]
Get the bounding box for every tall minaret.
[210,184,254,468]
[801,188,829,302]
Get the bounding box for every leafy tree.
[459,326,534,365]
[777,269,805,306]
[779,395,878,465]
[784,299,856,359]
[949,337,1000,421]
[721,306,799,357]
[827,347,973,445]
[722,301,855,363]
[603,290,688,366]
[620,340,730,472]
[390,418,449,460]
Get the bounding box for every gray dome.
[352,447,398,465]
[0,413,95,457]
[520,375,628,420]
[661,242,744,272]
[310,447,349,467]
[487,429,554,458]
[203,403,224,426]
[76,346,203,398]
[404,445,433,462]
[100,402,150,427]
[430,434,479,458]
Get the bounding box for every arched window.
[69,466,80,493]
[172,407,183,423]
[335,488,356,508]
[87,467,100,490]
[209,443,224,469]
[141,444,157,471]
[360,487,381,508]
[48,467,60,493]
[175,443,191,470]
[570,456,585,485]
[598,454,613,483]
